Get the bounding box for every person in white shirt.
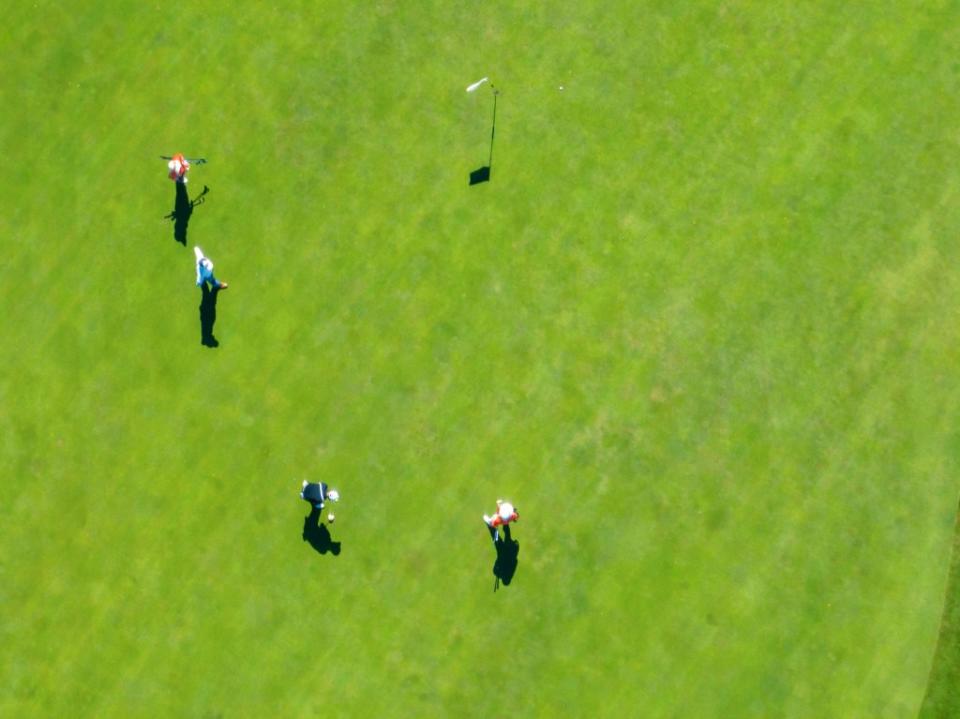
[483,499,518,529]
[483,499,519,542]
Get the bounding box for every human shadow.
[165,183,209,245]
[303,507,341,556]
[199,284,219,348]
[469,90,498,186]
[489,524,519,591]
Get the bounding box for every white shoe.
[302,480,308,488]
[483,515,492,526]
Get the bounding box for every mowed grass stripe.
[922,501,960,718]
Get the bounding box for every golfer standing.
[300,480,340,510]
[483,499,518,539]
[194,246,228,290]
[167,153,190,183]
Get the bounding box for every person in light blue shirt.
[194,246,228,290]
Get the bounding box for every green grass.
[922,502,960,718]
[3,1,960,716]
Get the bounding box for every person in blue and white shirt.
[194,246,228,290]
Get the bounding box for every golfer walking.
[194,247,228,290]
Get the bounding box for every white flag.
[466,77,489,92]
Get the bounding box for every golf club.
[161,156,208,165]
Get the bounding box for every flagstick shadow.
[469,166,491,185]
[470,89,498,186]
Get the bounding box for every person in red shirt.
[483,499,518,541]
[483,500,519,589]
[167,153,190,183]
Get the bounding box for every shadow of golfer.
[303,507,341,556]
[489,524,519,590]
[199,284,219,348]
[165,183,209,245]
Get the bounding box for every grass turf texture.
[922,501,960,718]
[2,1,960,716]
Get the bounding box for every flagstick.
[488,87,499,169]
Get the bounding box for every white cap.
[328,489,340,502]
